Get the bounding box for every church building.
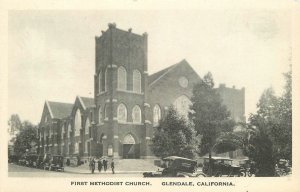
[38,23,245,162]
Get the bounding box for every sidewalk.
[64,159,158,174]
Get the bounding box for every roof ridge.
[149,59,187,87]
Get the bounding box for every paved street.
[8,163,142,177]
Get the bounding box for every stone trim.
[145,120,152,124]
[114,135,119,139]
[144,103,150,108]
[116,89,144,95]
[145,137,151,140]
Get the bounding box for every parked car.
[48,155,64,171]
[143,156,206,177]
[18,155,28,166]
[26,154,39,167]
[202,157,244,177]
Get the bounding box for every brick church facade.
[38,23,245,161]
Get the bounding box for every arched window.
[118,66,127,90]
[117,103,127,122]
[67,124,71,138]
[153,104,162,126]
[85,117,90,135]
[74,142,79,153]
[105,68,108,91]
[104,105,109,119]
[98,106,102,123]
[123,134,136,144]
[61,125,65,139]
[98,71,101,93]
[133,70,141,93]
[132,105,142,123]
[173,95,192,119]
[74,109,81,136]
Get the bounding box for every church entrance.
[122,134,140,159]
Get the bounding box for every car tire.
[215,172,222,177]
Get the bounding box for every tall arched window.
[118,66,127,90]
[132,105,142,123]
[98,71,101,93]
[104,105,109,119]
[173,95,192,119]
[117,103,127,122]
[133,70,141,93]
[153,104,162,126]
[98,106,102,123]
[105,68,108,91]
[85,117,90,135]
[61,125,65,139]
[74,142,79,153]
[67,124,71,138]
[74,109,81,136]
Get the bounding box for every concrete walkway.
[64,159,158,174]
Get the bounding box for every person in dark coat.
[98,159,103,173]
[111,159,115,174]
[103,159,107,172]
[90,158,95,174]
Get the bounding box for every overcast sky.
[8,10,291,124]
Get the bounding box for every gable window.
[118,66,127,90]
[117,103,127,122]
[133,70,141,93]
[85,117,90,135]
[74,109,81,136]
[132,105,142,123]
[153,104,162,126]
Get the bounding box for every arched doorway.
[122,134,140,159]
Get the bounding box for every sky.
[8,10,291,124]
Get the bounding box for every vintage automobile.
[26,154,39,167]
[143,156,206,177]
[48,155,64,171]
[202,157,244,177]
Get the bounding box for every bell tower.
[93,23,148,159]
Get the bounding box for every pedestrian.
[91,157,95,174]
[111,159,115,174]
[103,159,107,172]
[98,158,103,173]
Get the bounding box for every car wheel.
[215,172,222,177]
[248,172,252,177]
[196,173,206,177]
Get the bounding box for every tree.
[189,72,235,176]
[246,67,292,176]
[151,106,199,159]
[189,72,235,156]
[14,121,38,156]
[8,114,22,134]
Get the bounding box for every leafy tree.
[189,72,235,156]
[151,106,199,159]
[246,67,292,176]
[189,72,235,176]
[14,121,38,156]
[8,114,22,134]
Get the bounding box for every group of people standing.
[89,157,115,174]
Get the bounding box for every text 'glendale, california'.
[162,182,235,186]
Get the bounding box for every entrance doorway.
[122,134,140,159]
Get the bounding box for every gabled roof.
[148,59,194,87]
[77,96,95,109]
[46,101,73,119]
